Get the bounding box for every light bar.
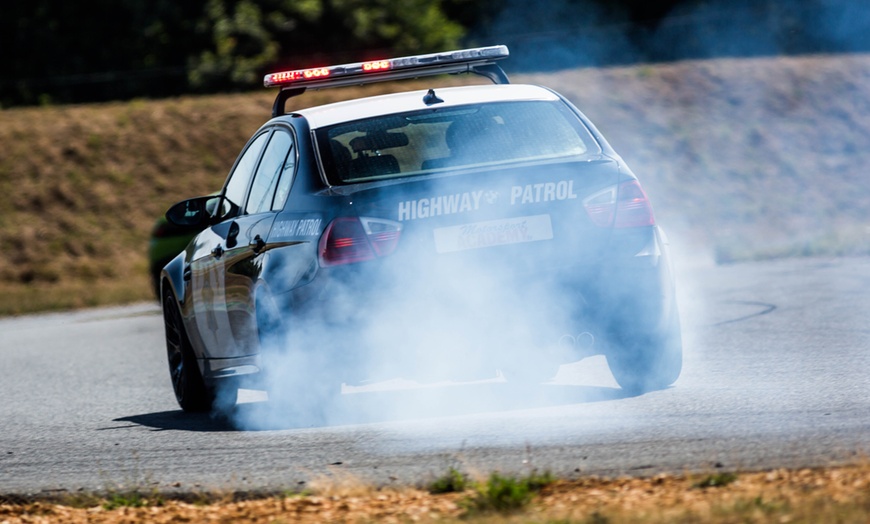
[264,45,509,89]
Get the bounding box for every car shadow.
[115,381,641,432]
[114,410,234,432]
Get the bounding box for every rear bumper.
[290,225,675,356]
[200,225,677,383]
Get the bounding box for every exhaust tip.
[558,331,596,358]
[558,334,576,349]
[576,332,594,351]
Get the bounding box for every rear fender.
[160,251,188,307]
[160,250,216,372]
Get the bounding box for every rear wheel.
[606,308,682,394]
[163,286,215,412]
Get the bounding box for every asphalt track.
[1,256,868,496]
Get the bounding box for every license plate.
[433,214,554,253]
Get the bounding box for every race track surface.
[1,256,868,496]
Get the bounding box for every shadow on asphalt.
[115,382,638,432]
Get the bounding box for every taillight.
[583,180,655,228]
[359,217,401,256]
[615,180,655,228]
[583,186,617,227]
[318,217,402,267]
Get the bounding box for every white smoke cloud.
[195,0,870,429]
[208,158,684,432]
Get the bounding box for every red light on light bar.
[269,71,302,84]
[363,60,391,72]
[303,68,330,79]
[268,67,329,85]
[264,45,509,88]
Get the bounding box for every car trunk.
[310,158,634,380]
[348,159,622,275]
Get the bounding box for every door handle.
[211,244,224,258]
[226,221,240,249]
[183,265,192,281]
[249,234,266,254]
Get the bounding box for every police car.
[160,45,682,412]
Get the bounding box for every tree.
[188,0,464,91]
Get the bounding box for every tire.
[606,307,682,394]
[162,286,215,412]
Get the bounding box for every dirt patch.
[1,465,869,523]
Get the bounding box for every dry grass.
[2,54,870,314]
[0,79,477,315]
[1,465,869,523]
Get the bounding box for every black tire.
[606,308,682,394]
[163,286,215,412]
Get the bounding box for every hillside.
[535,54,870,264]
[1,54,869,314]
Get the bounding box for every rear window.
[316,100,600,184]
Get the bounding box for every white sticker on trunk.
[433,214,554,253]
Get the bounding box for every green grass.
[462,470,555,513]
[429,467,469,494]
[102,490,162,510]
[692,472,738,489]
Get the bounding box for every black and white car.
[161,45,681,413]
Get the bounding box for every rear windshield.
[316,100,600,184]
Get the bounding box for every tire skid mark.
[711,300,777,326]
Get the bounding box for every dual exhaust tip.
[559,332,595,355]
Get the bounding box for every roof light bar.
[264,45,510,89]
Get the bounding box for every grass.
[691,471,739,489]
[429,468,556,513]
[462,470,555,513]
[430,467,469,494]
[0,278,151,316]
[2,54,870,315]
[101,490,162,510]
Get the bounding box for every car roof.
[287,84,561,129]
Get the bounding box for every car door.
[220,126,297,356]
[189,130,270,360]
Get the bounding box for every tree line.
[2,0,483,106]
[2,0,866,107]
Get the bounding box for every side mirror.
[165,196,220,228]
